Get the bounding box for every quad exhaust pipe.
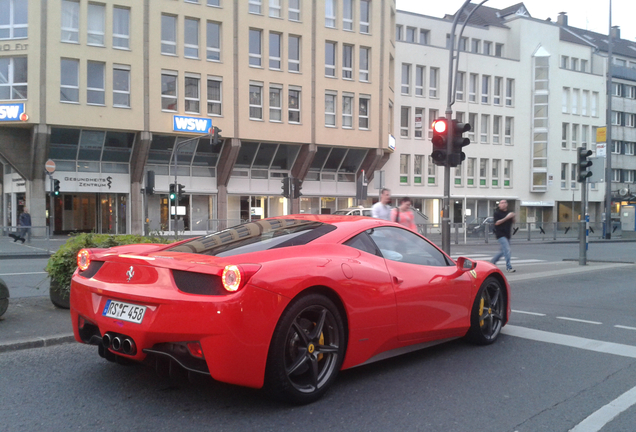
[102,332,136,355]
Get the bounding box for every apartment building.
[381,4,608,227]
[0,0,395,234]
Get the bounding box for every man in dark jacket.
[17,208,31,244]
[491,200,515,272]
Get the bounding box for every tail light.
[77,249,91,271]
[186,342,205,359]
[221,264,261,293]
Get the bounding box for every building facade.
[0,0,395,234]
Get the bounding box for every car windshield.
[168,219,336,257]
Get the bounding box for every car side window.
[343,231,382,257]
[363,210,372,217]
[368,227,450,266]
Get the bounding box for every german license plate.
[102,300,146,324]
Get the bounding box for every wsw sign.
[173,115,213,133]
[0,103,26,122]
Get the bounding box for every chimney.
[610,26,620,40]
[557,12,568,26]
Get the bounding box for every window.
[0,0,28,39]
[591,92,598,116]
[471,39,480,53]
[466,158,475,186]
[249,0,262,14]
[288,35,300,72]
[571,124,578,149]
[419,29,429,45]
[400,106,410,137]
[206,21,221,61]
[207,77,222,115]
[0,57,27,100]
[625,170,635,183]
[342,44,353,79]
[113,65,130,108]
[611,111,621,126]
[455,72,464,101]
[581,59,588,72]
[113,7,130,49]
[288,0,300,21]
[343,0,353,30]
[359,0,370,33]
[627,113,636,127]
[269,0,281,18]
[325,0,336,28]
[414,154,423,184]
[86,61,104,105]
[493,116,501,144]
[405,27,416,43]
[571,164,578,189]
[505,79,514,106]
[495,43,503,57]
[612,141,621,154]
[325,41,336,77]
[480,114,489,143]
[562,87,569,113]
[409,65,424,97]
[469,73,477,102]
[572,89,579,115]
[628,86,636,99]
[493,77,502,105]
[581,90,588,116]
[359,96,369,129]
[414,107,424,139]
[561,163,568,189]
[479,159,488,186]
[325,92,336,126]
[342,94,353,128]
[428,156,437,184]
[492,159,500,187]
[458,37,467,51]
[185,76,200,113]
[582,125,588,148]
[429,109,438,139]
[429,68,438,98]
[504,160,511,186]
[161,15,177,55]
[87,3,105,46]
[481,75,490,103]
[359,47,369,81]
[184,18,199,58]
[400,154,409,184]
[161,72,177,111]
[612,169,620,182]
[249,84,263,119]
[571,58,578,71]
[269,85,282,121]
[561,123,569,148]
[468,112,476,142]
[208,0,220,6]
[395,25,403,41]
[61,0,80,43]
[288,88,301,123]
[401,63,410,94]
[625,142,635,155]
[483,41,491,55]
[612,82,622,97]
[269,32,281,69]
[505,117,513,144]
[249,29,262,66]
[60,58,79,103]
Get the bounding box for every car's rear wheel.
[465,276,505,345]
[265,293,345,404]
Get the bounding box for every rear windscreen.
[168,219,336,257]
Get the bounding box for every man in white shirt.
[371,188,392,220]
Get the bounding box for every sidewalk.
[0,233,67,258]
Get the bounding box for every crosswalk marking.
[451,253,546,265]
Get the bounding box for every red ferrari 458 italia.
[70,215,510,404]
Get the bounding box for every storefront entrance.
[52,193,128,234]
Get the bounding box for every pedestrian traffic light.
[577,147,593,182]
[281,177,291,198]
[292,177,303,199]
[169,183,176,201]
[431,118,449,166]
[53,179,61,196]
[177,184,185,200]
[448,120,471,167]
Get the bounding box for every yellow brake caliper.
[317,333,324,361]
[479,298,485,327]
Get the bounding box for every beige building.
[0,0,395,234]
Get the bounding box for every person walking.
[371,188,392,221]
[491,200,515,272]
[17,208,31,244]
[390,197,417,232]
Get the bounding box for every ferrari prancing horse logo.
[126,266,135,282]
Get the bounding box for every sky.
[396,0,636,42]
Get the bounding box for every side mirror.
[456,257,477,271]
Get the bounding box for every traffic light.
[212,126,222,146]
[177,184,185,200]
[431,118,449,166]
[169,183,176,201]
[292,177,303,199]
[53,179,61,196]
[145,170,155,195]
[577,147,593,182]
[281,177,291,198]
[448,120,472,167]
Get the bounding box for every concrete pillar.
[27,124,49,236]
[130,131,152,235]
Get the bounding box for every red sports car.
[70,215,510,404]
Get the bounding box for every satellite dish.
[619,187,629,197]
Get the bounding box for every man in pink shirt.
[391,197,417,232]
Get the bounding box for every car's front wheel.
[465,276,506,345]
[265,293,346,404]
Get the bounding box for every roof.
[443,2,530,29]
[559,26,636,60]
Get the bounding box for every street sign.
[595,143,606,157]
[45,159,56,173]
[588,157,605,183]
[596,127,606,144]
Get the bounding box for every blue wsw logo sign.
[0,103,26,122]
[173,115,213,133]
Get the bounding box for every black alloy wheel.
[265,293,346,404]
[465,276,505,345]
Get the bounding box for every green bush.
[45,233,173,295]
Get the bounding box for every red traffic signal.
[431,118,449,166]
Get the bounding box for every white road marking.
[511,310,546,316]
[615,325,636,331]
[570,386,636,432]
[0,272,48,276]
[556,317,603,325]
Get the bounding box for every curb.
[0,334,75,354]
[0,253,52,259]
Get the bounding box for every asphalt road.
[0,257,50,298]
[2,261,635,431]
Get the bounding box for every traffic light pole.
[46,172,55,237]
[579,178,588,266]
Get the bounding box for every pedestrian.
[491,200,515,273]
[17,208,31,244]
[371,188,392,221]
[391,197,417,232]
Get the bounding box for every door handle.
[393,276,403,285]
